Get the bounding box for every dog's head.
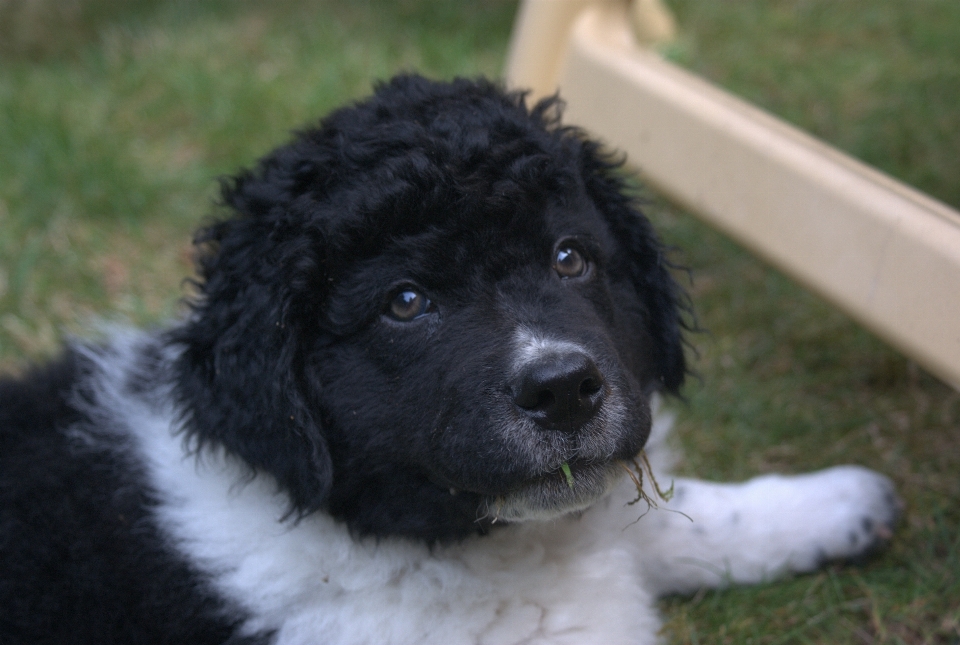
[173,76,688,542]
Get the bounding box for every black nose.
[512,351,606,431]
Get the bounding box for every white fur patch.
[511,327,590,375]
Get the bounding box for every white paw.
[764,465,902,571]
[633,465,902,594]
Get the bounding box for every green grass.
[1,0,958,642]
[0,0,517,360]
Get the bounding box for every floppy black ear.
[580,148,689,394]
[171,170,334,516]
[614,203,689,393]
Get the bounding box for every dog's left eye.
[553,246,588,279]
[387,289,435,322]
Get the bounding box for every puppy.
[0,75,900,644]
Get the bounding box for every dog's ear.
[606,199,689,393]
[171,172,334,516]
[580,148,689,394]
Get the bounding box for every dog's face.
[173,76,686,542]
[314,193,659,532]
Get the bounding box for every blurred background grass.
[0,0,957,642]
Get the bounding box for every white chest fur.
[128,408,659,645]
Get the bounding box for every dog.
[0,75,901,644]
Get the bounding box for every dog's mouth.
[480,458,625,523]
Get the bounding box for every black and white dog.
[0,76,900,644]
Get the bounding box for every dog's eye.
[387,289,435,322]
[553,246,587,279]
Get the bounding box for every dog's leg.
[625,466,901,596]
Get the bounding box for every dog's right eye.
[554,246,588,279]
[386,289,435,322]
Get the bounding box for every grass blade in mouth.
[560,462,575,489]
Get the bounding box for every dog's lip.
[442,457,612,497]
[543,457,599,481]
[479,458,625,522]
[523,458,614,488]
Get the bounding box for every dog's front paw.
[632,465,902,593]
[781,465,902,569]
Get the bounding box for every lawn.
[0,0,957,642]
